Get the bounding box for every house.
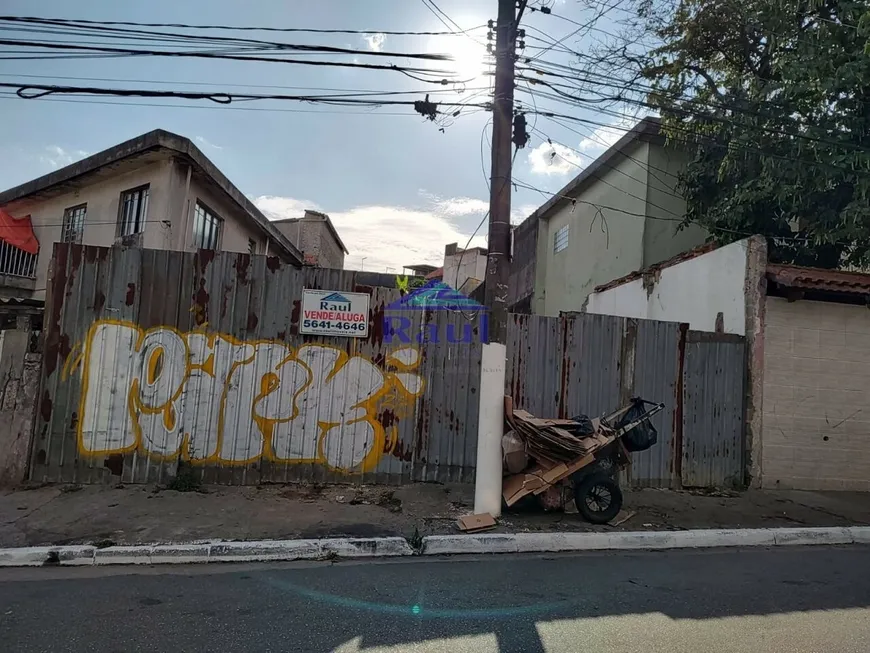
[0,129,304,309]
[513,116,707,316]
[586,236,870,492]
[443,242,487,294]
[271,209,348,269]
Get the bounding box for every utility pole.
[483,0,521,344]
[474,0,525,517]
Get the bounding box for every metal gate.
[681,332,746,488]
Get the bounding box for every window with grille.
[193,201,222,250]
[554,224,569,253]
[117,185,149,236]
[62,204,86,244]
[248,238,257,255]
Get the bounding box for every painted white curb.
[0,537,414,567]
[0,528,866,567]
[421,526,870,556]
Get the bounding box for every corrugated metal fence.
[681,332,746,488]
[30,244,482,485]
[507,314,746,488]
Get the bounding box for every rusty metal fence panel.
[681,332,746,488]
[30,244,480,485]
[628,319,680,488]
[507,313,682,488]
[507,313,743,489]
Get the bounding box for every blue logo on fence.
[383,280,487,344]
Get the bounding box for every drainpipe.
[178,164,192,249]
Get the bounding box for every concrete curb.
[0,528,867,567]
[420,526,870,555]
[0,537,414,567]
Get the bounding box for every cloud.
[578,117,638,152]
[528,141,584,176]
[363,33,386,52]
[256,196,316,221]
[195,136,223,151]
[421,192,488,217]
[254,195,486,271]
[40,145,90,170]
[511,203,539,224]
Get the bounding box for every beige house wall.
[6,160,174,299]
[762,297,870,491]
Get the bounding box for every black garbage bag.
[616,398,658,452]
[564,413,595,436]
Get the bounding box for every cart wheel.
[574,474,622,524]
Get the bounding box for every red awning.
[0,208,39,255]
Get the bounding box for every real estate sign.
[300,289,370,338]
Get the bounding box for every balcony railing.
[0,240,37,278]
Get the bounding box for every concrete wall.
[762,297,870,491]
[312,222,345,269]
[534,140,651,316]
[272,217,345,268]
[585,239,750,335]
[0,328,40,487]
[641,145,706,267]
[443,249,487,291]
[7,160,174,300]
[508,215,537,312]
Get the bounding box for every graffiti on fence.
[73,320,425,472]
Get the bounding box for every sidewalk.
[2,481,869,548]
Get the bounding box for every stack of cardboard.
[502,397,615,507]
[510,410,610,465]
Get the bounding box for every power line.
[0,36,453,61]
[0,18,461,61]
[517,66,870,155]
[0,92,474,117]
[526,125,688,209]
[0,72,491,96]
[0,39,463,83]
[0,82,492,118]
[529,102,870,178]
[0,16,488,36]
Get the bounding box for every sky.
[0,0,644,272]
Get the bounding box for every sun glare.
[448,38,491,84]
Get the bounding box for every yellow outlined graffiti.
[75,319,424,472]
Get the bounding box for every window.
[554,224,569,253]
[62,204,86,244]
[118,185,149,236]
[248,238,257,255]
[193,201,222,250]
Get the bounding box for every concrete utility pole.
[474,0,525,517]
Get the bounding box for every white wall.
[443,250,486,290]
[585,238,750,335]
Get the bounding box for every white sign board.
[300,289,370,338]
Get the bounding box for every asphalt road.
[1,546,869,652]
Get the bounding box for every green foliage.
[643,0,870,267]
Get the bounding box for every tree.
[640,0,870,267]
